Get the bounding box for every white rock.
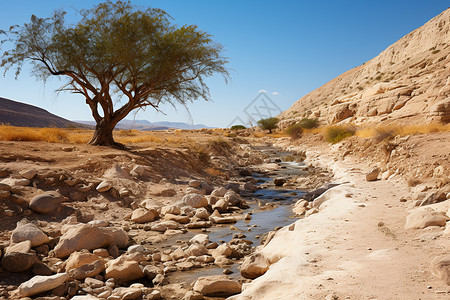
[96,181,112,192]
[18,273,69,297]
[182,193,208,208]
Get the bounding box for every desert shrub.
[299,118,319,129]
[286,123,303,139]
[257,117,279,133]
[324,126,355,144]
[230,125,246,130]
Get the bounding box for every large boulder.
[182,193,208,208]
[53,224,114,258]
[240,253,270,279]
[193,275,241,297]
[17,273,69,297]
[431,255,450,285]
[29,191,63,214]
[11,219,49,247]
[405,210,449,229]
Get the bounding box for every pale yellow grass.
[0,125,69,143]
[355,123,450,138]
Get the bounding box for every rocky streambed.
[0,143,332,300]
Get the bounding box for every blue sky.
[0,0,449,127]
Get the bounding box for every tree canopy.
[0,0,229,145]
[257,117,279,133]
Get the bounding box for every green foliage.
[230,125,246,130]
[0,1,229,145]
[286,123,303,139]
[298,118,319,129]
[257,117,279,133]
[324,126,355,144]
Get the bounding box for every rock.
[68,260,105,280]
[195,208,210,220]
[190,234,210,245]
[1,177,30,186]
[19,169,38,180]
[85,277,104,288]
[128,244,145,254]
[17,273,69,297]
[185,244,208,257]
[225,182,240,193]
[151,221,179,232]
[171,247,186,260]
[210,216,237,224]
[148,289,162,300]
[273,177,286,186]
[431,99,450,123]
[240,253,270,279]
[187,221,212,229]
[182,193,208,208]
[177,261,195,271]
[111,287,142,300]
[161,205,181,215]
[405,210,449,229]
[212,243,232,259]
[65,251,101,271]
[132,165,147,176]
[0,182,11,192]
[182,290,204,300]
[101,227,129,249]
[71,296,100,300]
[164,214,190,224]
[105,255,145,283]
[366,167,380,182]
[201,182,214,195]
[96,181,112,192]
[11,219,50,247]
[5,239,31,253]
[32,262,53,276]
[431,255,450,285]
[212,199,229,213]
[214,256,233,267]
[29,191,62,214]
[224,191,241,206]
[131,208,157,223]
[144,265,162,281]
[244,213,252,220]
[211,187,227,197]
[243,182,257,192]
[193,275,241,297]
[2,251,37,273]
[189,180,202,188]
[53,224,114,258]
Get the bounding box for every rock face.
[278,8,450,126]
[29,191,63,214]
[193,275,241,297]
[17,273,69,297]
[405,210,449,229]
[53,224,115,258]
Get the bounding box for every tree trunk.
[88,119,116,146]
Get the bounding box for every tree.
[0,1,229,146]
[257,117,279,134]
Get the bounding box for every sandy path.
[231,143,450,299]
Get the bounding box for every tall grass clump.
[0,125,68,143]
[324,126,355,144]
[286,123,303,139]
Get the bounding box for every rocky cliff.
[279,8,450,127]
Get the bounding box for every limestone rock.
[131,208,157,223]
[96,181,112,192]
[17,273,69,297]
[111,287,142,300]
[212,199,228,213]
[19,169,38,180]
[1,177,30,186]
[366,167,380,182]
[2,251,37,273]
[193,275,241,297]
[185,244,208,257]
[189,180,202,188]
[190,234,210,245]
[105,255,145,284]
[240,253,270,279]
[65,251,101,271]
[405,210,449,229]
[164,214,190,224]
[212,243,232,259]
[195,208,210,220]
[101,227,129,249]
[11,219,49,247]
[151,220,179,232]
[68,259,105,280]
[431,255,450,285]
[211,187,227,198]
[161,205,181,215]
[53,224,114,258]
[29,191,62,214]
[182,193,208,208]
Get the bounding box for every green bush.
[324,126,355,144]
[230,125,246,130]
[257,117,279,133]
[286,123,303,139]
[299,118,319,129]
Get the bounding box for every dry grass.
[0,125,69,143]
[356,123,450,139]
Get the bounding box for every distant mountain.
[0,97,88,128]
[75,119,214,131]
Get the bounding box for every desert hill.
[279,8,450,127]
[75,119,213,131]
[0,97,85,128]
